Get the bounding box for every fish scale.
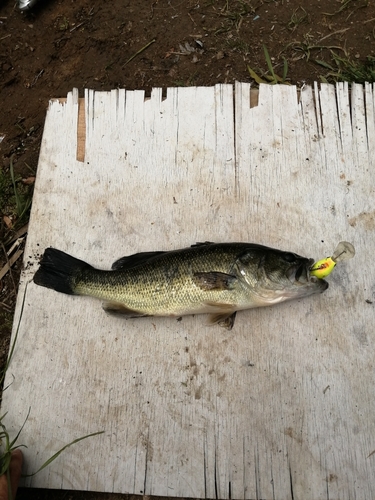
[76,246,242,314]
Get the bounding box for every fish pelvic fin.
[103,302,149,318]
[193,271,237,291]
[33,248,92,295]
[208,311,237,330]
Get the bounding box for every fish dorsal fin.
[193,271,237,291]
[111,251,166,270]
[191,241,215,247]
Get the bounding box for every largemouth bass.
[33,242,328,329]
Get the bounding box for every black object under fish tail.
[33,247,93,295]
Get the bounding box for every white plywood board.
[2,83,375,500]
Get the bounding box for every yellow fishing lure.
[310,241,355,279]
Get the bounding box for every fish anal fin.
[193,271,237,291]
[208,311,237,330]
[112,251,166,270]
[103,302,149,318]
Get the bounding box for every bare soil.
[0,0,374,498]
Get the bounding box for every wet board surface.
[3,83,375,500]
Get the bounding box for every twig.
[7,223,28,245]
[0,34,11,41]
[318,28,350,43]
[188,12,197,25]
[123,39,156,66]
[0,249,23,282]
[70,21,85,33]
[0,302,12,313]
[149,1,158,20]
[31,69,44,87]
[6,237,24,258]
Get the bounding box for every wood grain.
[3,83,374,499]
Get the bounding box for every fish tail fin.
[33,248,93,295]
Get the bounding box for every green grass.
[216,0,254,33]
[0,158,33,242]
[316,52,375,83]
[247,45,290,85]
[287,6,308,31]
[324,0,369,18]
[9,159,32,225]
[286,25,375,85]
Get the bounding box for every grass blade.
[282,58,288,82]
[8,156,32,225]
[9,158,22,218]
[23,431,104,477]
[315,59,336,70]
[8,408,30,449]
[247,65,267,84]
[263,45,276,82]
[0,283,28,388]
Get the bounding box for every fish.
[33,242,328,329]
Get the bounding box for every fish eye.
[283,252,296,263]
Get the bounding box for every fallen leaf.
[22,176,35,185]
[3,215,13,229]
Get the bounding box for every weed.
[214,0,255,34]
[0,158,33,234]
[0,411,28,500]
[0,170,12,215]
[0,313,12,334]
[324,0,369,19]
[226,37,251,55]
[316,52,375,83]
[221,1,253,26]
[247,45,290,85]
[9,159,32,225]
[174,71,199,87]
[58,17,70,31]
[288,6,308,32]
[123,38,156,67]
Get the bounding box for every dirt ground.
[0,0,374,498]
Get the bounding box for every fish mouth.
[287,258,328,290]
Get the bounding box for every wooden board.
[3,83,375,500]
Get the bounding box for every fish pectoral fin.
[208,311,237,330]
[111,251,166,270]
[103,302,149,318]
[193,271,237,291]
